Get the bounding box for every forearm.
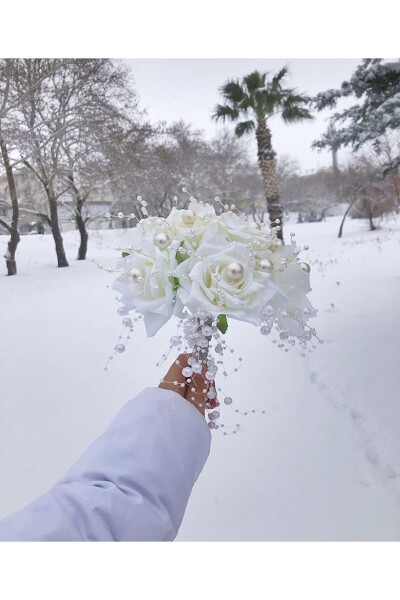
[0,388,211,541]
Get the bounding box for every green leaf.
[172,276,180,292]
[122,252,130,257]
[217,314,228,334]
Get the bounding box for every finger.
[158,353,190,399]
[185,364,217,417]
[207,398,219,409]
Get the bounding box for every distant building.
[0,168,125,234]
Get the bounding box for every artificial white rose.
[175,232,276,325]
[112,242,182,337]
[133,217,175,254]
[265,258,316,336]
[218,211,274,250]
[166,199,216,250]
[271,258,311,300]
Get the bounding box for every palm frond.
[271,65,290,87]
[281,105,313,123]
[282,91,311,107]
[212,103,240,122]
[214,65,313,130]
[234,120,256,137]
[220,80,246,103]
[243,70,265,92]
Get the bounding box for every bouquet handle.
[193,316,213,365]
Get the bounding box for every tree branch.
[0,217,11,232]
[19,206,51,225]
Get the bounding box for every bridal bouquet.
[108,193,320,431]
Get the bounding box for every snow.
[1,216,400,541]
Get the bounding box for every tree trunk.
[256,120,284,240]
[332,147,339,177]
[47,187,69,267]
[0,137,20,276]
[368,213,376,231]
[76,198,88,260]
[338,195,357,238]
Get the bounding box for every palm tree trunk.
[0,137,20,275]
[256,120,284,240]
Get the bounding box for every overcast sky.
[124,58,361,173]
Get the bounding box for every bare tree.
[5,59,141,266]
[337,153,396,237]
[55,60,147,259]
[7,59,72,266]
[0,60,29,274]
[0,133,20,275]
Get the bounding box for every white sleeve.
[0,387,211,541]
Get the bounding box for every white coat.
[0,388,211,541]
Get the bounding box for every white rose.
[166,199,216,250]
[175,233,276,325]
[266,257,316,336]
[218,211,274,250]
[112,244,182,337]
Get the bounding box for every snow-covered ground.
[1,215,400,540]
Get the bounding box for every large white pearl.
[181,209,196,225]
[299,262,311,273]
[273,239,284,249]
[256,258,274,273]
[225,262,245,283]
[127,266,144,283]
[154,232,170,250]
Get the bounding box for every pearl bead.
[260,325,271,336]
[256,258,274,273]
[181,209,196,225]
[154,232,170,250]
[299,262,311,273]
[202,325,213,337]
[224,396,233,405]
[261,305,275,318]
[127,266,144,283]
[122,317,132,327]
[182,367,192,378]
[198,336,209,348]
[225,262,244,283]
[117,306,128,316]
[273,240,284,249]
[183,321,195,334]
[114,344,125,353]
[209,410,220,420]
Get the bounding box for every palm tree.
[213,67,313,239]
